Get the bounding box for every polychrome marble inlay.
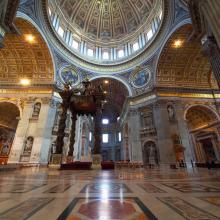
[0,168,220,220]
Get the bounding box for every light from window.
[71,39,79,50]
[103,51,109,60]
[102,119,109,125]
[133,42,139,51]
[159,11,163,20]
[147,29,153,40]
[118,49,124,58]
[102,134,109,143]
[48,7,52,16]
[58,26,64,37]
[87,48,94,57]
[89,132,92,141]
[118,132,121,142]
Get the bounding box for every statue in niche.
[51,142,56,154]
[23,136,34,154]
[167,105,175,121]
[32,102,41,118]
[1,142,10,155]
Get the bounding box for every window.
[89,132,92,141]
[102,119,109,125]
[102,134,109,143]
[147,29,153,40]
[87,48,94,57]
[133,42,139,51]
[118,132,121,142]
[71,39,79,50]
[58,26,64,37]
[118,49,124,58]
[103,51,109,60]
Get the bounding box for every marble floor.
[0,167,220,220]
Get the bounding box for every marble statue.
[32,102,41,118]
[24,136,34,153]
[167,105,175,121]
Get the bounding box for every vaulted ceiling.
[53,0,159,44]
[186,106,218,130]
[156,24,217,89]
[0,18,54,85]
[0,102,20,129]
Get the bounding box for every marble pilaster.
[175,103,196,165]
[30,98,56,164]
[128,109,142,161]
[8,101,33,164]
[153,102,176,164]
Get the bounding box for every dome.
[47,0,163,65]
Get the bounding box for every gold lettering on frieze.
[130,95,156,106]
[0,89,53,94]
[158,92,220,99]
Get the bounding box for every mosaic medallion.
[130,67,151,88]
[58,197,157,220]
[59,67,79,86]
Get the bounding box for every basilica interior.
[1,0,220,219]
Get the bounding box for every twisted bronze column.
[55,100,69,154]
[68,112,77,156]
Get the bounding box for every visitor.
[206,161,211,170]
[211,160,216,169]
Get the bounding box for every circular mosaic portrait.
[130,67,151,88]
[59,67,79,86]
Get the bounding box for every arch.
[185,104,219,131]
[184,104,220,121]
[0,100,22,118]
[0,102,20,130]
[155,23,217,89]
[154,18,191,83]
[16,12,57,78]
[90,77,130,117]
[90,75,133,97]
[0,17,55,85]
[0,102,20,164]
